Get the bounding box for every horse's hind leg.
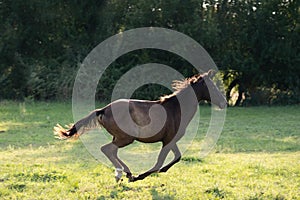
[101,142,133,182]
[115,156,134,182]
[159,144,181,173]
[101,143,123,182]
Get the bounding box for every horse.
[54,70,227,182]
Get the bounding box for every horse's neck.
[165,87,198,115]
[161,85,200,110]
[177,85,200,103]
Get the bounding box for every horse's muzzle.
[219,101,227,109]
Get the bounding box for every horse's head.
[192,70,227,109]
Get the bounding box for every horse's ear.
[208,70,216,78]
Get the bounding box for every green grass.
[0,101,299,199]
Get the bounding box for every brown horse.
[54,70,227,182]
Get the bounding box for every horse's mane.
[159,73,203,102]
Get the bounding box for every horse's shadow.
[150,187,175,200]
[98,182,175,199]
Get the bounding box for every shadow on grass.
[98,183,175,200]
[150,187,175,200]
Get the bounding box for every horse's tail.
[53,109,105,140]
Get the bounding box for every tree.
[0,0,299,104]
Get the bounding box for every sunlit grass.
[0,101,299,199]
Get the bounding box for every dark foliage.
[0,0,299,105]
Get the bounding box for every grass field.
[0,101,299,199]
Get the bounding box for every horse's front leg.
[159,144,181,173]
[131,144,172,182]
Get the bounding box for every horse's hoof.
[126,175,135,182]
[128,178,134,182]
[128,176,136,182]
[131,174,147,182]
[128,176,140,182]
[115,177,123,183]
[159,167,167,173]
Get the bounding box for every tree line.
[0,0,299,105]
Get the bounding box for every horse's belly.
[135,131,165,143]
